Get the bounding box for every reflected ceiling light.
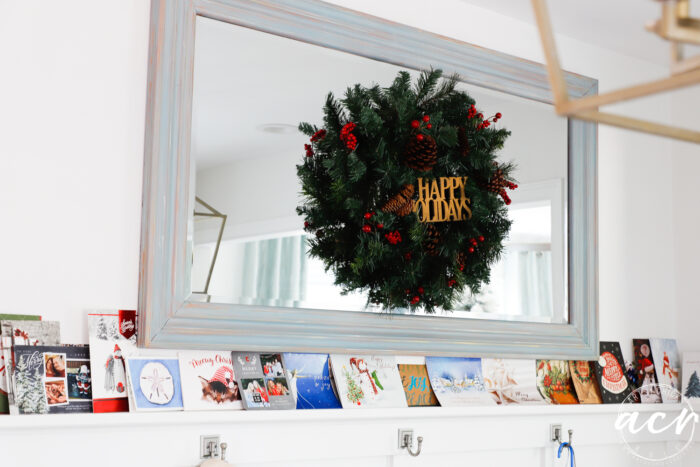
[531,0,700,144]
[257,123,298,134]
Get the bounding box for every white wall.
[1,0,699,466]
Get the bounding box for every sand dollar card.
[125,357,183,411]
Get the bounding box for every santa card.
[425,357,495,406]
[650,338,682,403]
[483,359,544,405]
[13,345,92,414]
[178,351,242,410]
[87,311,137,413]
[282,353,342,409]
[682,352,700,402]
[231,352,295,410]
[2,319,60,415]
[329,354,407,409]
[0,314,42,414]
[125,357,183,412]
[633,339,662,403]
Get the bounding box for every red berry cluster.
[310,129,327,142]
[304,221,311,229]
[467,104,478,119]
[499,183,518,205]
[405,285,425,305]
[361,212,383,233]
[466,235,486,254]
[340,122,358,151]
[404,251,412,261]
[410,115,432,140]
[304,144,314,157]
[384,230,402,245]
[477,112,502,131]
[447,278,457,287]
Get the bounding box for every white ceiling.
[458,0,698,65]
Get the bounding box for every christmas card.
[482,359,544,404]
[682,352,700,401]
[425,357,495,406]
[632,339,662,403]
[179,351,242,410]
[2,320,60,415]
[282,353,342,409]
[13,345,92,414]
[536,360,578,404]
[329,355,406,409]
[595,341,635,404]
[125,357,183,411]
[0,314,41,414]
[87,311,137,413]
[569,361,602,404]
[232,352,295,410]
[398,364,438,407]
[650,338,681,403]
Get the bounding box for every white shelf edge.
[0,403,686,430]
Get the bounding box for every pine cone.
[381,184,415,217]
[458,127,469,158]
[456,252,467,270]
[403,134,438,172]
[423,223,440,256]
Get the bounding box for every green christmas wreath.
[296,69,516,313]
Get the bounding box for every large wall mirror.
[139,0,598,358]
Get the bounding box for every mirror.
[189,16,567,324]
[139,0,597,358]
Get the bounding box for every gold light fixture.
[193,197,227,298]
[531,0,700,144]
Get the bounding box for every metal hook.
[568,429,573,446]
[405,434,423,457]
[398,429,423,457]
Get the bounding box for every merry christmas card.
[569,361,602,404]
[536,360,578,404]
[232,352,295,410]
[649,338,681,403]
[682,352,700,402]
[595,341,635,404]
[87,311,138,413]
[2,320,60,415]
[0,314,41,414]
[329,354,406,409]
[13,345,92,414]
[125,357,183,411]
[398,364,438,407]
[425,357,495,406]
[179,351,242,410]
[282,353,342,409]
[632,339,662,403]
[482,359,544,405]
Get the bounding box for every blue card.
[282,353,341,409]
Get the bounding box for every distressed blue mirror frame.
[138,0,598,358]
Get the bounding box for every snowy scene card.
[282,353,341,409]
[482,359,544,405]
[125,357,183,411]
[329,355,407,409]
[632,339,662,403]
[649,338,681,403]
[682,352,700,401]
[232,352,295,410]
[3,320,60,415]
[179,351,242,410]
[425,357,495,407]
[87,311,137,413]
[13,345,92,414]
[569,361,602,404]
[595,341,635,404]
[398,364,438,407]
[536,360,578,404]
[0,314,41,414]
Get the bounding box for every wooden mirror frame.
[138,0,599,358]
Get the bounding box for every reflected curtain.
[505,249,552,318]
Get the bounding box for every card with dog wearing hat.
[179,350,242,410]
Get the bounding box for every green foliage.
[297,69,515,313]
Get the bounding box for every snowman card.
[87,311,137,413]
[179,351,242,410]
[125,357,183,411]
[329,354,407,409]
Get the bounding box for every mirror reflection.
[189,16,567,324]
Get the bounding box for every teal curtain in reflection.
[239,235,307,307]
[513,250,552,318]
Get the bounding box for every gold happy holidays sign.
[414,177,472,223]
